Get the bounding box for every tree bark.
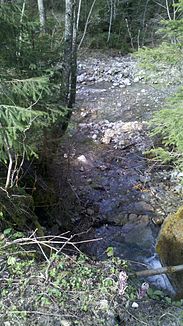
[78,0,97,49]
[37,0,46,32]
[63,0,74,105]
[68,0,79,108]
[63,0,80,108]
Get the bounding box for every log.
[130,264,183,278]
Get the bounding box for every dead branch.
[2,231,103,259]
[131,264,183,278]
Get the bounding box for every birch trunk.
[37,0,46,32]
[63,0,74,105]
[68,0,79,108]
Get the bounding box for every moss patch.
[156,206,183,296]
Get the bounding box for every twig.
[32,234,49,262]
[6,310,76,318]
[3,233,103,258]
[123,307,148,325]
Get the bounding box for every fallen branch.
[131,264,183,278]
[3,230,103,258]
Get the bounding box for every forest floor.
[1,50,183,326]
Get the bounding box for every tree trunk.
[78,0,97,49]
[68,0,79,108]
[63,0,80,108]
[37,0,46,32]
[63,0,74,105]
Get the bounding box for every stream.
[54,51,183,295]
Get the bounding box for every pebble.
[77,155,88,164]
[60,321,71,326]
[77,56,136,87]
[132,302,139,308]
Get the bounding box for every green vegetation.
[1,1,183,324]
[148,104,183,170]
[78,0,165,50]
[0,229,182,326]
[0,2,67,231]
[0,230,126,325]
[136,0,183,171]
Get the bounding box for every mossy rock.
[156,206,183,297]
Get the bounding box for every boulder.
[156,206,183,297]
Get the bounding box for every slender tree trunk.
[37,0,46,32]
[78,0,97,49]
[68,0,79,108]
[76,0,82,29]
[63,0,74,105]
[18,0,26,55]
[107,0,113,43]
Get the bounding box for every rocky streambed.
[54,51,183,294]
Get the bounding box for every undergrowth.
[145,88,183,172]
[0,229,183,325]
[0,229,128,325]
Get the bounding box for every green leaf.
[3,228,12,235]
[106,247,114,257]
[7,256,16,266]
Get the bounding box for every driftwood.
[130,264,183,278]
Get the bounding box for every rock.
[107,212,128,225]
[132,302,139,308]
[152,216,164,225]
[123,78,131,86]
[134,76,140,83]
[77,155,88,164]
[128,214,138,222]
[156,206,183,297]
[101,129,114,144]
[134,201,154,214]
[77,73,86,83]
[60,320,71,326]
[92,134,98,140]
[86,208,94,216]
[113,82,120,87]
[98,164,108,171]
[123,223,154,250]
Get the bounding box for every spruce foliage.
[0,1,66,231]
[136,0,183,171]
[0,1,66,190]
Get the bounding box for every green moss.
[156,206,183,295]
